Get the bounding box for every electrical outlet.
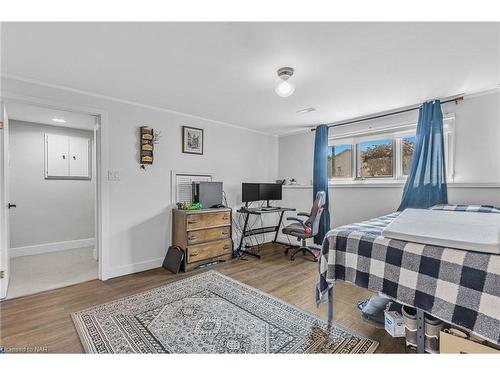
[108,170,120,181]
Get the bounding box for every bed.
[316,204,500,346]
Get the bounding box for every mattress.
[382,208,500,254]
[318,208,500,344]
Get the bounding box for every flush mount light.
[296,107,316,114]
[52,118,66,123]
[274,67,295,98]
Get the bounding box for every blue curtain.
[313,124,331,244]
[399,100,448,211]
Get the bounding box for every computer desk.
[236,206,296,258]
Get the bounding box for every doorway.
[1,101,101,299]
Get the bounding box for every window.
[328,116,455,183]
[328,144,353,178]
[402,136,416,176]
[359,139,393,178]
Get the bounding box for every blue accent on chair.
[313,124,331,244]
[399,100,448,211]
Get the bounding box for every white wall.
[280,92,500,186]
[3,76,498,276]
[2,77,279,278]
[277,91,500,243]
[9,121,95,250]
[452,92,500,183]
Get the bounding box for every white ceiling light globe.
[274,67,296,97]
[275,79,295,97]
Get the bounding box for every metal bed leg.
[416,308,425,354]
[327,288,334,323]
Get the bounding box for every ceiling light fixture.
[296,107,316,114]
[274,67,295,98]
[52,118,66,123]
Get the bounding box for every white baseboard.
[10,238,95,258]
[105,257,164,280]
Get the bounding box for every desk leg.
[237,212,249,252]
[237,212,261,259]
[272,211,285,243]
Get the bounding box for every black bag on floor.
[162,246,184,274]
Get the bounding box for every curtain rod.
[310,94,464,132]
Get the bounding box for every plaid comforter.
[317,205,500,344]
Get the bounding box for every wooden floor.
[0,243,406,353]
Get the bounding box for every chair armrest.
[286,217,306,226]
[297,212,310,217]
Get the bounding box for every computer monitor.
[242,182,282,207]
[259,183,282,201]
[242,183,260,203]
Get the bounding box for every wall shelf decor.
[140,126,154,165]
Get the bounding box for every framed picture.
[182,126,204,155]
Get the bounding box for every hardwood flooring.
[0,243,406,353]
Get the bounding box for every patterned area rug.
[72,271,378,353]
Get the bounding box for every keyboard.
[261,207,281,211]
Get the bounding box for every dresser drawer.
[187,226,230,245]
[186,211,230,230]
[186,239,232,264]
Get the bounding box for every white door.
[45,134,70,178]
[69,136,90,178]
[1,104,11,299]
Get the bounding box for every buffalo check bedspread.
[316,205,500,344]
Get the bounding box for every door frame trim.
[1,92,111,281]
[1,105,11,298]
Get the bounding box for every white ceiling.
[2,22,499,135]
[6,102,96,130]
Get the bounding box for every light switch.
[108,170,120,181]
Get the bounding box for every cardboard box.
[440,331,500,354]
[384,310,405,337]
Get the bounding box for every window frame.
[356,138,396,180]
[328,116,455,184]
[329,144,355,180]
[399,134,417,178]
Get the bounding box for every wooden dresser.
[172,208,233,271]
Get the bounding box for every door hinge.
[0,121,3,129]
[0,270,4,279]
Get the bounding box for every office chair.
[282,191,326,262]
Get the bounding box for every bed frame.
[327,289,427,353]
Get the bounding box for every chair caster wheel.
[302,249,306,254]
[313,257,319,262]
[290,257,295,261]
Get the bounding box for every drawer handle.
[223,245,230,250]
[188,235,197,241]
[222,216,229,220]
[221,230,228,236]
[188,220,198,225]
[190,252,198,257]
